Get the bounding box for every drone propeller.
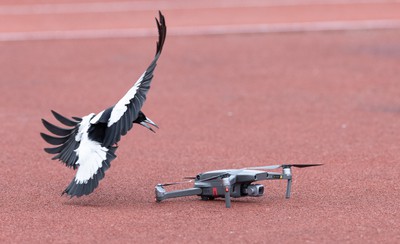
[286,164,323,168]
[183,176,196,180]
[245,163,322,170]
[244,165,281,170]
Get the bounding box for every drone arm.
[255,171,293,198]
[255,172,291,181]
[155,185,202,202]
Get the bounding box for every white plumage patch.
[89,110,104,124]
[74,114,109,184]
[76,113,95,141]
[74,139,108,184]
[108,71,146,127]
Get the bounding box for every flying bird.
[40,12,167,198]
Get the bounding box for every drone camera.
[244,184,264,197]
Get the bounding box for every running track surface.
[0,1,399,243]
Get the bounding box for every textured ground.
[0,1,400,243]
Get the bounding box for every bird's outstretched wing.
[90,11,167,147]
[40,110,83,169]
[62,145,117,197]
[42,112,119,197]
[62,113,118,197]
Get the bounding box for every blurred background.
[1,0,399,243]
[1,0,400,40]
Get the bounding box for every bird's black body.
[88,111,150,143]
[41,12,167,198]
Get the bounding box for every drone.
[155,164,322,208]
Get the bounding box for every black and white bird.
[40,12,166,198]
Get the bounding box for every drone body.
[156,164,322,208]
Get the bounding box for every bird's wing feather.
[40,110,86,169]
[62,146,117,197]
[42,112,118,197]
[90,11,167,147]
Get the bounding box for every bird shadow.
[61,192,149,208]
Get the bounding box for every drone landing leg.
[285,179,292,199]
[224,187,231,208]
[222,177,233,208]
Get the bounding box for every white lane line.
[0,0,399,15]
[1,20,400,42]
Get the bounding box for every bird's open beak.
[139,118,159,133]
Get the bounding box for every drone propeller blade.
[183,176,197,180]
[159,180,193,187]
[245,163,323,170]
[287,164,323,168]
[244,165,282,170]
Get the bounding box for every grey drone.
[155,164,322,208]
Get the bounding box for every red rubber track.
[0,1,399,243]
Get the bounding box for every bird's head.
[134,111,159,133]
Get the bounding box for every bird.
[40,11,167,198]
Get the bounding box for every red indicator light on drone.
[225,187,229,192]
[212,187,218,196]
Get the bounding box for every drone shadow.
[61,191,289,209]
[153,196,280,209]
